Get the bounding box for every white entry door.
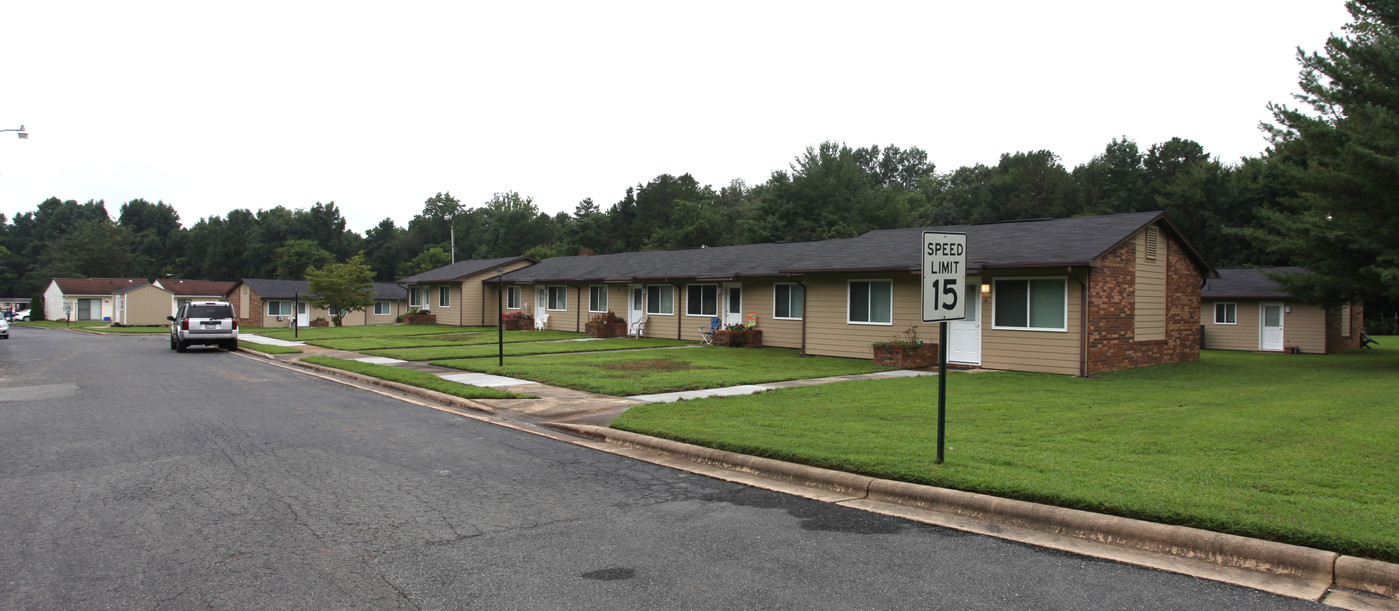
[1260,303,1285,351]
[296,301,309,327]
[629,284,645,331]
[536,288,548,322]
[723,283,743,326]
[948,276,982,365]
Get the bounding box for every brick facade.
[1085,233,1203,375]
[1326,300,1365,353]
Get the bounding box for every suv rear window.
[187,305,233,319]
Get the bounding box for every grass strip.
[433,346,891,395]
[312,329,584,351]
[248,324,482,341]
[612,343,1399,562]
[300,356,532,399]
[240,343,303,355]
[372,337,692,361]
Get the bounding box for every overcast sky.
[0,1,1352,234]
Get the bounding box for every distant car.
[168,301,238,352]
[11,308,30,321]
[0,317,8,339]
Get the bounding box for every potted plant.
[714,322,762,348]
[872,325,938,368]
[585,311,627,338]
[310,316,330,328]
[501,310,533,331]
[403,308,437,325]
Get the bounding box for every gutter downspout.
[575,284,582,332]
[1080,267,1090,378]
[671,281,683,341]
[458,282,464,327]
[480,279,488,326]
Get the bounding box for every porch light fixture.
[981,283,991,295]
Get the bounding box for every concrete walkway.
[238,333,307,347]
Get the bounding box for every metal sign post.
[922,232,968,464]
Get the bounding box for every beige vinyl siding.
[1284,304,1326,353]
[803,274,943,360]
[1201,300,1328,353]
[468,260,534,326]
[1202,299,1262,351]
[748,279,803,349]
[120,285,174,326]
[981,272,1082,376]
[1134,227,1167,341]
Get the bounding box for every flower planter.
[586,322,628,338]
[714,329,762,348]
[873,342,939,368]
[404,314,437,325]
[309,320,330,328]
[502,318,532,331]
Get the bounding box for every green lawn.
[300,356,532,399]
[312,329,585,351]
[433,347,893,396]
[246,324,478,341]
[611,342,1399,562]
[375,337,695,361]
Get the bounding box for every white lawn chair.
[535,312,549,330]
[628,314,648,338]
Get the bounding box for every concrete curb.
[549,422,1399,608]
[284,358,498,415]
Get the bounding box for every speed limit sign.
[921,232,967,323]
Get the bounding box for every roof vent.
[1144,227,1159,262]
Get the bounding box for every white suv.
[169,301,238,352]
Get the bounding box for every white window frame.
[847,279,894,326]
[646,284,675,316]
[773,283,803,320]
[267,300,292,316]
[546,285,568,311]
[685,284,719,317]
[1214,302,1237,325]
[588,285,609,313]
[409,287,423,308]
[374,301,391,316]
[438,286,451,309]
[506,286,522,310]
[991,277,1069,332]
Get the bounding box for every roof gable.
[398,256,536,284]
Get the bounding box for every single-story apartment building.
[225,279,410,327]
[397,256,536,327]
[43,278,150,321]
[155,279,238,315]
[1200,266,1363,354]
[493,211,1216,376]
[113,282,174,326]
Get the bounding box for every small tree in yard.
[306,255,375,326]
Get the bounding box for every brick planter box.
[586,322,627,338]
[873,342,938,368]
[404,314,437,325]
[501,318,532,331]
[309,320,330,328]
[714,329,762,348]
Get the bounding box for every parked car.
[168,301,238,352]
[11,308,30,321]
[0,317,8,339]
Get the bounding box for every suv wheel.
[227,339,238,351]
[170,335,177,350]
[175,339,187,353]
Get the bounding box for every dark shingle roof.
[53,278,149,295]
[113,283,170,296]
[503,211,1210,283]
[236,279,407,300]
[1201,267,1305,299]
[398,256,535,284]
[159,279,237,296]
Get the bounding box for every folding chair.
[698,317,720,344]
[628,314,648,338]
[534,312,549,330]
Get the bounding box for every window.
[1214,302,1237,325]
[438,286,451,309]
[409,287,422,308]
[686,284,718,317]
[646,285,674,315]
[848,280,893,325]
[589,285,608,313]
[506,286,522,310]
[374,301,391,316]
[774,283,803,320]
[993,278,1067,331]
[547,286,568,311]
[267,300,292,316]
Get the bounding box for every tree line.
[2,0,1397,331]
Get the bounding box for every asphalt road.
[0,328,1325,609]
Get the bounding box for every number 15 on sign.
[921,232,967,323]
